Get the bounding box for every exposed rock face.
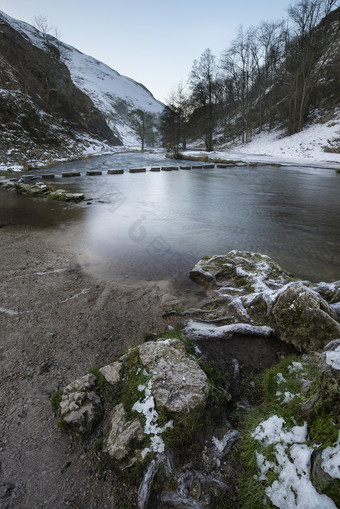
[188,251,340,352]
[139,339,209,413]
[317,339,340,424]
[99,361,122,384]
[59,373,103,434]
[56,338,211,468]
[102,403,144,469]
[0,11,121,165]
[272,284,340,351]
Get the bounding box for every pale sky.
[1,0,291,102]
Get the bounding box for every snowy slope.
[187,108,340,169]
[59,44,164,146]
[0,11,164,147]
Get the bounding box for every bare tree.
[32,15,51,39]
[221,27,257,143]
[284,0,339,133]
[129,109,155,152]
[189,48,218,151]
[166,82,190,152]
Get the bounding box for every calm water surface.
[1,152,340,285]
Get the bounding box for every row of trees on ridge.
[160,0,340,155]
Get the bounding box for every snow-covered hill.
[0,11,164,152]
[60,44,164,146]
[185,108,340,169]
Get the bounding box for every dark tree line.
[160,0,340,154]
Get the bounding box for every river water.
[1,151,340,286]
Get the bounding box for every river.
[1,151,340,286]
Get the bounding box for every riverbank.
[1,225,339,508]
[0,224,194,508]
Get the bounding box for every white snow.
[212,429,240,453]
[0,11,164,149]
[276,373,286,384]
[132,379,173,457]
[252,416,337,509]
[0,306,20,316]
[324,345,340,370]
[185,320,274,339]
[59,288,91,303]
[321,433,340,479]
[187,109,340,169]
[288,362,304,373]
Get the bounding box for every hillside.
[0,11,164,170]
[164,5,340,161]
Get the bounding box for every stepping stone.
[129,168,146,173]
[62,172,81,177]
[107,169,124,174]
[150,167,161,172]
[86,170,102,176]
[42,173,55,178]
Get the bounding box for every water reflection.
[2,153,340,284]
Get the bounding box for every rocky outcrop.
[55,338,210,466]
[0,179,85,202]
[272,284,340,351]
[188,251,340,352]
[52,252,340,508]
[301,339,340,425]
[138,339,209,413]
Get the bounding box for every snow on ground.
[59,41,164,146]
[0,11,164,147]
[187,109,340,169]
[252,416,338,509]
[132,378,173,458]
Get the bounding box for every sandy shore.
[0,225,199,508]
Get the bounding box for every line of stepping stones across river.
[0,162,252,203]
[36,162,241,178]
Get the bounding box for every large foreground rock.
[188,251,340,352]
[272,283,340,351]
[139,339,209,413]
[56,338,210,470]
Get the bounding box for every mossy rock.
[272,283,340,351]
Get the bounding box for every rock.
[59,373,103,434]
[102,403,144,468]
[272,283,340,351]
[61,172,81,177]
[129,168,146,173]
[138,339,209,413]
[314,281,340,304]
[99,361,122,384]
[311,449,335,493]
[300,340,340,424]
[317,339,340,423]
[65,193,85,202]
[86,170,102,176]
[190,251,289,289]
[107,169,124,174]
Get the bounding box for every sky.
[1,0,291,103]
